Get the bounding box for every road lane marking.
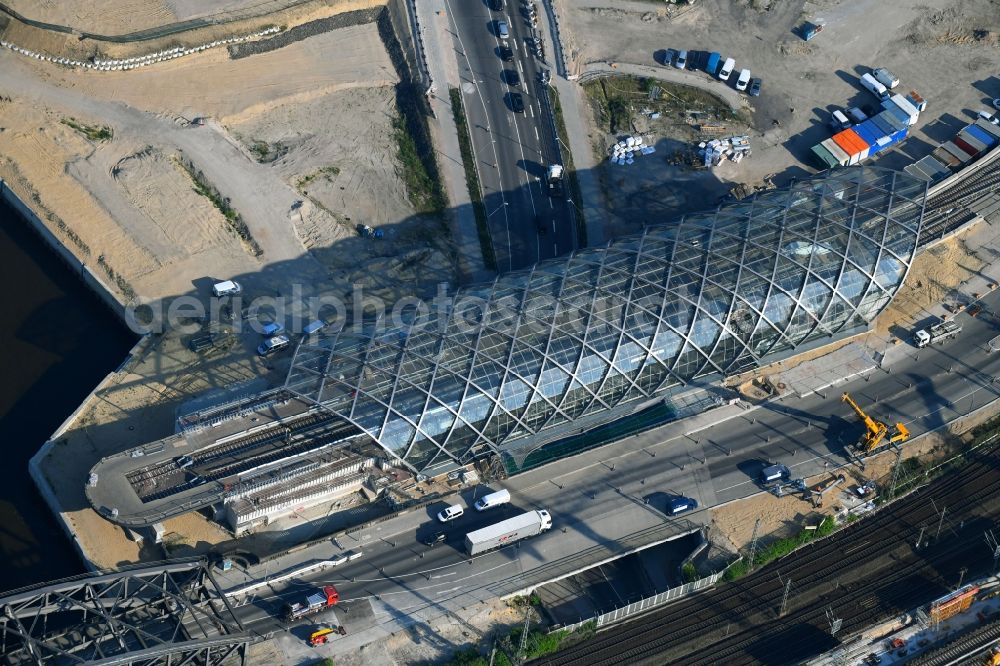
[534,126,540,140]
[447,0,513,269]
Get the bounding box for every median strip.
[450,87,497,271]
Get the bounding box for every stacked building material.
[697,135,752,167]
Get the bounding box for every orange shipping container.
[832,129,867,156]
[843,128,869,154]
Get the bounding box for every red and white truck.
[284,585,339,621]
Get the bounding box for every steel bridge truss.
[0,559,251,666]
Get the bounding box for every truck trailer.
[284,585,339,621]
[913,320,962,348]
[465,510,552,555]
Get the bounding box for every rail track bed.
[534,443,1000,666]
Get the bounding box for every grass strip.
[450,87,497,271]
[547,86,587,247]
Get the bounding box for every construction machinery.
[308,626,346,646]
[983,645,1000,666]
[842,392,910,455]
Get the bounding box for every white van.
[212,280,242,297]
[718,57,735,81]
[829,109,851,131]
[437,504,464,522]
[735,68,751,91]
[474,489,511,511]
[860,73,889,100]
[872,67,899,90]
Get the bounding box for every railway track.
[919,159,1000,245]
[535,443,1000,666]
[910,616,1000,665]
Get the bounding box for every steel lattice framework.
[0,559,251,666]
[285,167,926,471]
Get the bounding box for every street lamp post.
[487,201,509,218]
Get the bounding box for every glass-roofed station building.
[284,167,926,474]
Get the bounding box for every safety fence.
[539,0,568,78]
[555,565,733,634]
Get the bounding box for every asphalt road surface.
[230,289,1000,649]
[447,0,575,271]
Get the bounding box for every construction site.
[4,0,1000,664]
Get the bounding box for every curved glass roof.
[285,167,926,471]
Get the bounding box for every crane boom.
[841,392,879,432]
[841,392,909,455]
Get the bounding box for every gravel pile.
[228,8,382,59]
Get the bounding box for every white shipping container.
[889,94,919,125]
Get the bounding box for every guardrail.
[538,0,568,78]
[226,551,363,604]
[555,564,734,634]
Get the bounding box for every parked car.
[509,92,524,114]
[718,57,735,81]
[490,0,504,10]
[674,50,687,69]
[829,109,851,131]
[499,44,513,61]
[993,98,1000,110]
[748,77,762,97]
[257,334,290,357]
[504,69,520,87]
[968,303,983,317]
[735,68,751,91]
[212,280,242,297]
[496,20,509,39]
[261,322,284,337]
[437,505,464,522]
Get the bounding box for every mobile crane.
[841,392,910,455]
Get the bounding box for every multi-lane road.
[223,281,1000,655]
[448,0,576,271]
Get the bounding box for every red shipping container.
[952,135,980,158]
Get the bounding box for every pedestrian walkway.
[414,0,493,284]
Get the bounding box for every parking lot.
[556,0,1000,239]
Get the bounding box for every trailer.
[465,510,552,555]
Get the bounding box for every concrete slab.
[777,343,878,398]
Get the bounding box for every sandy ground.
[557,0,1000,238]
[0,14,430,302]
[227,85,457,303]
[712,382,1000,554]
[329,597,521,666]
[2,0,373,38]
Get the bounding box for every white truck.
[465,510,552,555]
[913,320,962,348]
[546,164,564,197]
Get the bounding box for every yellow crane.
[841,392,910,454]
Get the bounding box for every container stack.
[811,116,909,169]
[697,135,752,167]
[915,119,1000,180]
[608,135,655,166]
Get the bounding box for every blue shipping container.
[965,124,998,148]
[877,110,906,132]
[706,52,721,75]
[871,114,896,136]
[882,101,910,127]
[853,121,883,148]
